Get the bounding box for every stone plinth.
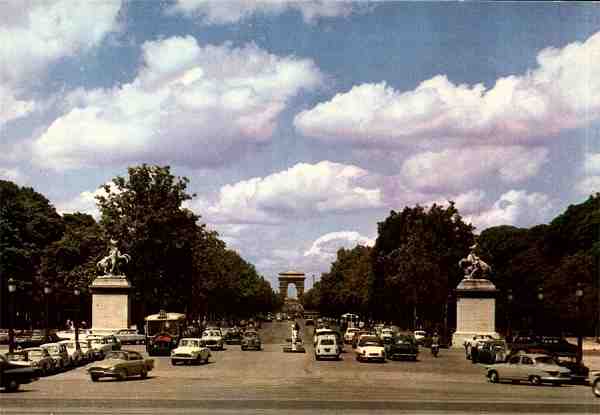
[90,276,131,331]
[452,278,499,348]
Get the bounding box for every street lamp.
[507,289,513,342]
[7,278,17,354]
[576,282,584,365]
[74,288,81,351]
[43,283,52,339]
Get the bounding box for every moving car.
[355,335,386,362]
[115,329,145,345]
[201,329,224,350]
[351,330,371,349]
[592,370,600,397]
[315,335,340,360]
[386,334,419,361]
[171,338,211,365]
[88,350,154,382]
[223,328,243,345]
[486,353,571,386]
[241,330,262,351]
[344,327,359,344]
[413,330,427,345]
[0,354,40,392]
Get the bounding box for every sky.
[2,1,600,291]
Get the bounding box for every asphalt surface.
[1,322,600,414]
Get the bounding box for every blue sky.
[2,1,600,289]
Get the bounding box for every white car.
[315,335,340,360]
[355,335,386,362]
[486,353,571,386]
[201,329,224,350]
[380,328,395,341]
[59,340,83,366]
[313,328,336,347]
[344,328,360,344]
[171,338,211,365]
[115,329,145,345]
[413,330,427,345]
[86,335,114,359]
[41,342,70,370]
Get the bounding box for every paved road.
[2,322,599,414]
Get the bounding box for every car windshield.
[360,337,381,346]
[245,332,257,337]
[180,339,199,347]
[46,346,59,354]
[106,351,128,360]
[396,336,414,344]
[320,339,335,345]
[535,356,556,365]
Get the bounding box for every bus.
[144,311,186,356]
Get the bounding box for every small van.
[315,335,340,360]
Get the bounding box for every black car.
[0,354,40,392]
[224,329,243,345]
[385,335,419,361]
[510,336,577,357]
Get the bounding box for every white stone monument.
[90,240,132,331]
[452,244,499,348]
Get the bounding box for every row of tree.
[0,165,280,330]
[302,197,600,336]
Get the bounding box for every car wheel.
[117,368,128,381]
[241,346,246,351]
[140,368,147,379]
[593,378,600,397]
[315,354,320,361]
[91,374,100,382]
[529,375,542,386]
[489,370,500,383]
[5,379,19,392]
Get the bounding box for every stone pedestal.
[90,276,131,331]
[452,278,499,348]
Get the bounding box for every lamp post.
[74,288,81,351]
[507,289,513,342]
[576,282,584,365]
[8,278,17,354]
[43,283,52,339]
[537,286,544,335]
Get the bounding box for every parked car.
[41,342,70,370]
[78,339,95,362]
[241,330,262,351]
[22,348,56,375]
[6,350,53,376]
[315,335,340,360]
[386,334,419,361]
[509,335,577,357]
[223,328,243,345]
[115,329,145,345]
[87,350,154,381]
[171,338,211,365]
[59,340,84,366]
[486,353,571,386]
[200,329,224,350]
[355,335,386,362]
[0,353,40,392]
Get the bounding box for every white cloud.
[55,182,118,218]
[295,30,600,147]
[32,37,323,170]
[465,190,553,230]
[400,146,548,192]
[0,0,122,126]
[168,0,355,25]
[576,176,600,196]
[193,161,383,224]
[575,152,600,196]
[0,167,27,184]
[304,231,374,260]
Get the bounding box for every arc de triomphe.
[278,271,305,300]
